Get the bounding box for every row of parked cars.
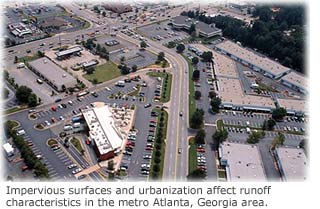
[196,144,207,173]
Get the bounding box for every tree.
[247,131,265,144]
[201,51,213,62]
[131,65,138,72]
[192,57,199,65]
[176,43,185,53]
[108,160,114,171]
[140,41,147,49]
[272,107,287,121]
[102,11,106,17]
[195,90,202,100]
[96,43,101,52]
[28,93,38,107]
[195,129,206,144]
[157,52,165,61]
[37,50,45,57]
[190,108,204,129]
[271,132,285,150]
[92,78,98,84]
[192,69,200,80]
[16,86,32,103]
[121,65,130,75]
[14,56,18,63]
[208,91,217,98]
[189,23,196,35]
[262,119,276,131]
[85,67,95,74]
[212,129,228,150]
[187,168,206,179]
[210,97,221,113]
[120,56,126,63]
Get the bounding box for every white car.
[68,101,73,105]
[44,121,51,126]
[59,116,65,121]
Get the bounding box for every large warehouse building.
[280,71,308,95]
[274,147,307,181]
[28,57,77,92]
[214,40,291,79]
[219,142,267,181]
[82,105,124,161]
[170,16,222,38]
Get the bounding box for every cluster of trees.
[190,108,204,129]
[195,129,206,144]
[272,107,287,121]
[82,39,109,60]
[181,5,304,73]
[5,121,49,178]
[16,86,39,107]
[200,51,213,63]
[155,52,168,68]
[151,110,166,179]
[192,69,200,81]
[140,41,147,50]
[192,57,199,65]
[195,90,202,100]
[187,168,206,179]
[117,64,131,75]
[212,128,228,151]
[271,132,285,150]
[4,70,18,89]
[210,97,221,113]
[247,131,265,144]
[161,73,170,100]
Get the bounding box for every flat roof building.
[82,105,124,161]
[170,16,222,38]
[214,40,291,79]
[274,147,307,181]
[277,98,306,116]
[55,46,83,59]
[8,22,32,37]
[102,3,132,14]
[28,57,77,92]
[219,142,267,181]
[281,71,308,95]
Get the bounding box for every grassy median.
[147,72,172,103]
[188,137,197,175]
[71,137,84,154]
[149,108,168,180]
[181,55,196,124]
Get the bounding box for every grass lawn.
[181,55,196,124]
[47,139,58,147]
[218,170,226,179]
[149,108,168,179]
[216,119,224,131]
[18,54,41,63]
[188,137,197,175]
[84,61,121,83]
[71,137,84,153]
[4,106,28,115]
[147,72,172,103]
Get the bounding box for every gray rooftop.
[29,57,77,87]
[55,46,83,57]
[171,15,221,35]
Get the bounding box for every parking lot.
[136,20,189,44]
[111,49,157,69]
[94,35,136,54]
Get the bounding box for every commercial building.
[3,143,14,157]
[219,142,267,181]
[170,16,222,38]
[82,105,124,161]
[28,57,77,92]
[274,147,307,181]
[8,22,32,37]
[276,98,306,116]
[214,40,291,79]
[82,59,99,69]
[280,71,308,94]
[102,3,132,14]
[38,17,67,30]
[55,46,83,60]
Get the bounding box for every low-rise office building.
[276,98,306,116]
[102,3,132,14]
[274,147,307,181]
[219,142,267,181]
[28,57,77,92]
[214,40,291,79]
[8,22,32,37]
[280,71,308,94]
[170,16,222,38]
[82,105,124,161]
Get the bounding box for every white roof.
[82,105,123,155]
[215,40,291,77]
[219,142,267,181]
[3,143,14,153]
[275,147,307,181]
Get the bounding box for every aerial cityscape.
[2,1,307,182]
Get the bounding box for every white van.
[17,130,26,136]
[17,63,25,68]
